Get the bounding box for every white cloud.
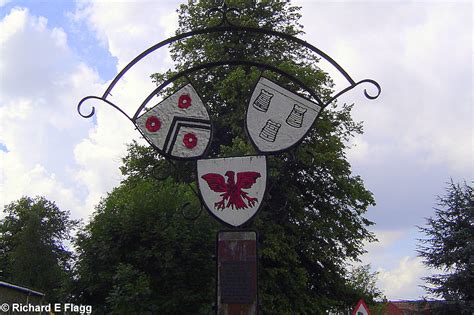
[356,229,434,300]
[0,2,181,221]
[346,136,369,164]
[74,0,178,68]
[358,229,409,270]
[159,7,179,39]
[298,1,472,176]
[377,256,432,300]
[0,159,81,218]
[73,0,181,120]
[66,1,182,216]
[365,229,406,251]
[73,104,137,215]
[0,7,107,219]
[0,9,70,100]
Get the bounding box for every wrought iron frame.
[78,2,380,122]
[77,1,381,223]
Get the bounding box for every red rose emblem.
[178,94,192,109]
[183,133,198,149]
[145,116,161,132]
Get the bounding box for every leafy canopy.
[346,264,383,304]
[74,174,219,314]
[0,196,79,302]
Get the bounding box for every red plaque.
[217,231,257,315]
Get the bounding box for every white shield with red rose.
[135,83,211,159]
[197,156,267,227]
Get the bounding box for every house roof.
[0,281,45,297]
[391,301,431,311]
[379,300,451,314]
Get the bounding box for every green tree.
[73,159,219,314]
[418,181,473,312]
[0,196,79,302]
[347,264,383,304]
[75,0,376,313]
[158,0,375,312]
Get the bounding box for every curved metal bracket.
[133,59,325,121]
[76,7,381,120]
[326,79,381,105]
[152,159,205,222]
[151,161,173,181]
[181,202,204,221]
[77,95,133,122]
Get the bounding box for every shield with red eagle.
[197,156,267,227]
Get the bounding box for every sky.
[0,0,472,301]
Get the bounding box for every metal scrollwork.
[358,79,382,100]
[151,161,172,181]
[325,79,381,106]
[153,160,204,222]
[207,0,241,27]
[77,96,132,122]
[181,202,204,221]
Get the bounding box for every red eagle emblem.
[201,171,261,210]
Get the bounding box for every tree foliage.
[75,0,376,313]
[347,264,383,304]
[159,0,375,312]
[418,181,473,312]
[0,196,78,302]
[74,165,220,314]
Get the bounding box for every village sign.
[77,2,380,228]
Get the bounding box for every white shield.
[246,77,321,153]
[136,83,211,160]
[197,156,267,227]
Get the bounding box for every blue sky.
[0,0,116,78]
[0,0,472,300]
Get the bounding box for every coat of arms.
[197,156,267,227]
[246,77,322,154]
[136,83,212,160]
